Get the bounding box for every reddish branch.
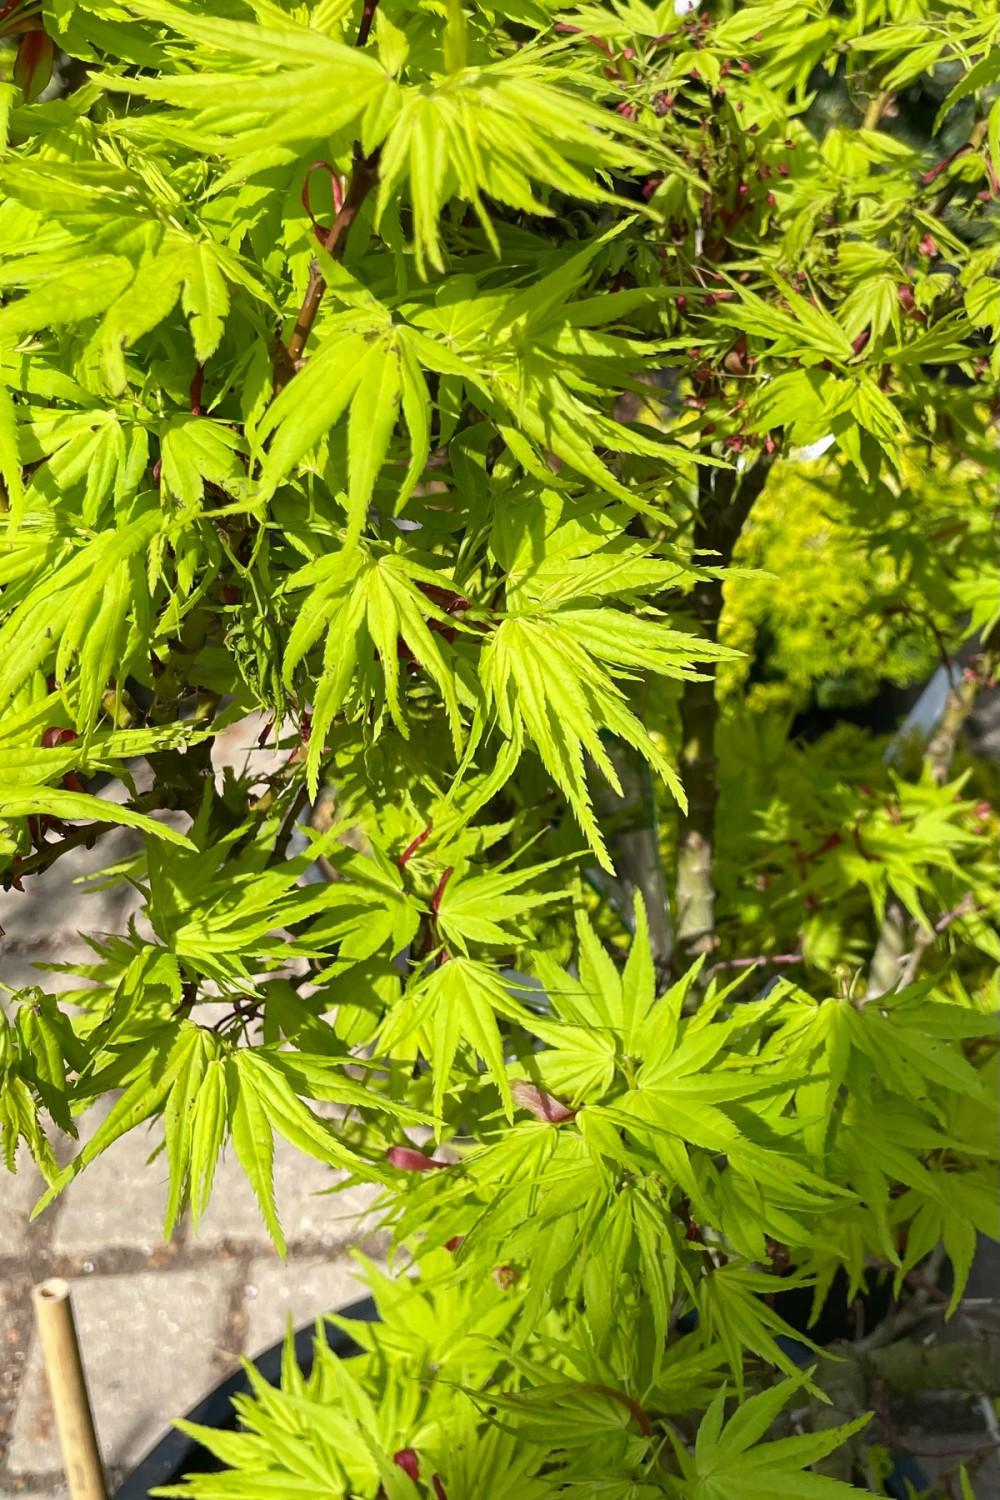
[703,951,803,981]
[582,1383,652,1437]
[276,147,380,388]
[430,867,453,915]
[928,116,990,218]
[355,0,379,47]
[398,824,433,869]
[273,0,383,391]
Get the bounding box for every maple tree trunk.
[592,740,675,980]
[674,460,768,969]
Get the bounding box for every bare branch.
[896,892,978,990]
[862,89,894,130]
[3,791,161,885]
[276,146,380,391]
[592,740,674,980]
[272,0,384,390]
[866,1332,1000,1395]
[702,952,803,981]
[865,897,908,1001]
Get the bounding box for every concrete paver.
[197,1135,382,1250]
[0,1154,41,1261]
[244,1253,372,1357]
[51,1108,177,1256]
[211,716,287,793]
[7,1269,233,1476]
[0,942,105,1014]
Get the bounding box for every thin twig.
[273,781,311,865]
[854,1252,947,1353]
[862,89,893,130]
[2,792,160,885]
[865,897,907,1001]
[703,952,803,981]
[896,892,977,990]
[925,673,980,784]
[674,458,772,972]
[355,0,379,47]
[979,1395,1000,1446]
[905,1438,1000,1461]
[931,116,990,219]
[277,145,380,388]
[3,823,106,885]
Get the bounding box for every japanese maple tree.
[1,0,999,1494]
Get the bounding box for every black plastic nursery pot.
[113,1276,926,1499]
[112,1296,378,1498]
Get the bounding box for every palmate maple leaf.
[476,608,732,870]
[667,1378,870,1499]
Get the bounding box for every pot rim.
[113,1294,378,1499]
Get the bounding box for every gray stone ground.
[0,1131,382,1497]
[0,721,385,1497]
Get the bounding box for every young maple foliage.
[0,0,999,1493]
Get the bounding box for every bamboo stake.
[32,1278,108,1500]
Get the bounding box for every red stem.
[398,824,433,869]
[273,0,383,390]
[430,867,453,915]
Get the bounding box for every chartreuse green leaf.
[229,1052,284,1252]
[0,258,135,341]
[434,858,564,952]
[373,72,645,275]
[258,331,370,493]
[0,375,24,524]
[102,1,392,158]
[160,416,246,508]
[31,1023,205,1217]
[162,1026,219,1236]
[100,237,233,392]
[181,241,231,363]
[478,610,732,869]
[0,1067,60,1182]
[227,1055,373,1254]
[399,956,533,1119]
[674,1379,870,1498]
[187,1058,229,1229]
[695,1269,828,1397]
[0,508,159,725]
[0,787,195,847]
[0,1001,74,1182]
[282,546,465,794]
[347,338,401,529]
[256,318,432,536]
[129,0,364,65]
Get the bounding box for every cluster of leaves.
[155,1252,872,1499]
[1,0,999,1494]
[720,458,998,717]
[707,720,1000,974]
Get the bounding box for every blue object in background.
[884,1452,930,1498]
